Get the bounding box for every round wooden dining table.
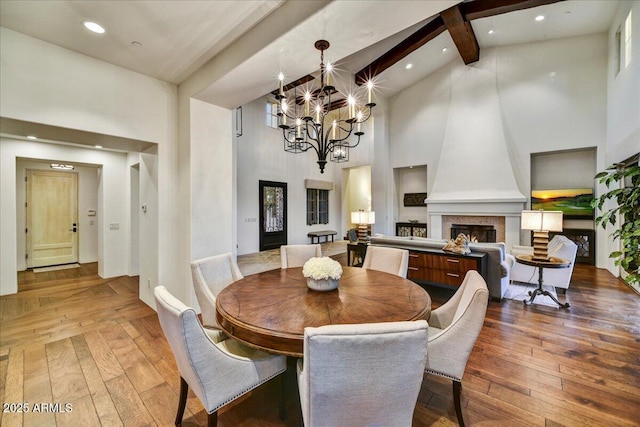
[216,266,431,357]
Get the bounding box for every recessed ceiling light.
[95,145,103,149]
[405,63,413,70]
[488,29,494,34]
[131,41,143,48]
[27,135,37,140]
[535,15,545,21]
[442,47,448,53]
[83,21,106,34]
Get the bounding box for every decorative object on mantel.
[442,233,471,255]
[275,40,375,174]
[520,210,563,261]
[302,257,343,291]
[403,193,428,207]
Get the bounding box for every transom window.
[266,100,279,129]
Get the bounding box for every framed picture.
[403,193,428,207]
[531,188,594,219]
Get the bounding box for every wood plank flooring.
[1,261,639,426]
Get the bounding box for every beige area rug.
[504,282,563,308]
[33,263,81,273]
[237,241,348,276]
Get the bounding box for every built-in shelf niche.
[394,165,428,226]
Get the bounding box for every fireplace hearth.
[451,224,496,243]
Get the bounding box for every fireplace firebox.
[450,224,496,243]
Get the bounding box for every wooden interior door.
[26,170,79,268]
[259,180,287,251]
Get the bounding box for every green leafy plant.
[592,162,640,287]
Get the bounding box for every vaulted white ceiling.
[0,0,620,108]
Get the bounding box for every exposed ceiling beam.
[462,0,564,21]
[441,5,479,65]
[355,16,446,85]
[270,74,315,96]
[355,0,564,84]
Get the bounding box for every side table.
[347,243,368,267]
[515,255,571,308]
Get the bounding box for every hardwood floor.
[1,261,639,426]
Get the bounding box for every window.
[624,10,632,69]
[266,100,279,129]
[307,189,329,225]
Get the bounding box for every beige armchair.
[362,245,409,277]
[154,286,287,427]
[190,253,243,329]
[280,244,322,268]
[297,320,428,427]
[511,235,578,293]
[425,270,489,427]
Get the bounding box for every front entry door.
[259,180,287,251]
[26,170,79,268]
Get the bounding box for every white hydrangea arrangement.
[302,257,343,280]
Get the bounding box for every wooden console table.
[407,248,487,288]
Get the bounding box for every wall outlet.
[109,223,120,229]
[147,278,151,288]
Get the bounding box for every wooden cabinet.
[396,222,427,238]
[407,249,487,288]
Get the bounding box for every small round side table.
[515,255,571,308]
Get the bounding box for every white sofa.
[510,235,578,293]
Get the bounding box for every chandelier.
[276,40,375,174]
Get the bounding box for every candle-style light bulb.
[332,120,336,140]
[367,80,374,104]
[347,94,356,119]
[278,72,285,96]
[357,110,363,132]
[296,118,302,138]
[315,104,321,123]
[326,62,332,86]
[281,99,288,125]
[304,91,311,117]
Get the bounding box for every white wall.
[15,159,99,269]
[0,28,177,300]
[0,139,128,295]
[601,1,640,279]
[389,33,608,245]
[607,1,640,164]
[394,166,429,225]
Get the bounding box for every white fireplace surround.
[428,199,525,250]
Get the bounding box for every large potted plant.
[592,160,640,289]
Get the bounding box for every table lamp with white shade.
[351,210,375,241]
[520,210,563,261]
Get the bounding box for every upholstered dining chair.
[154,286,287,427]
[297,320,429,427]
[191,253,243,329]
[280,244,322,268]
[362,245,410,278]
[425,270,489,427]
